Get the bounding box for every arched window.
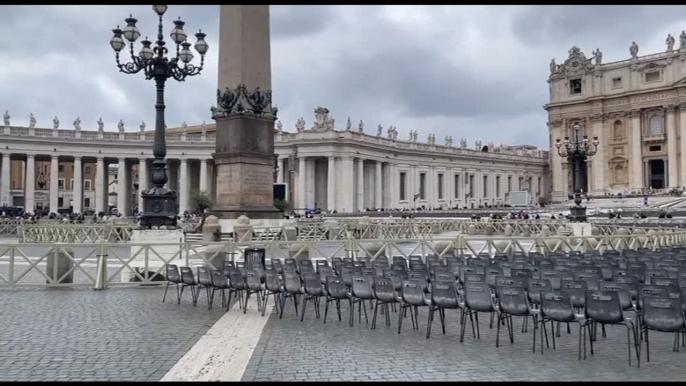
[613,120,624,140]
[649,115,664,134]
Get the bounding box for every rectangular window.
[58,197,63,207]
[570,78,582,94]
[438,174,444,200]
[399,172,406,201]
[483,175,488,198]
[58,178,65,190]
[612,77,622,89]
[454,174,460,198]
[84,180,91,191]
[84,198,91,208]
[419,173,426,200]
[649,145,661,152]
[645,71,660,83]
[469,175,474,198]
[58,165,64,173]
[508,176,512,192]
[496,176,501,197]
[85,166,91,175]
[69,179,73,190]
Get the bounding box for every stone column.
[73,156,83,214]
[297,156,307,210]
[95,157,106,214]
[385,163,394,209]
[340,157,354,212]
[550,121,566,200]
[117,158,128,217]
[49,155,59,214]
[667,105,678,187]
[590,115,606,195]
[680,104,686,186]
[199,159,208,193]
[356,158,364,211]
[327,156,336,211]
[276,158,285,184]
[0,153,10,207]
[138,158,148,210]
[25,155,35,213]
[167,160,179,192]
[630,109,643,189]
[179,158,189,214]
[307,158,316,208]
[375,161,382,209]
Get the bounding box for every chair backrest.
[283,272,302,294]
[401,279,428,306]
[180,266,196,285]
[496,286,529,316]
[646,269,670,282]
[560,280,587,308]
[553,265,573,273]
[353,261,366,269]
[166,264,181,283]
[246,270,263,291]
[585,290,625,324]
[573,272,600,290]
[511,268,533,279]
[196,266,212,286]
[431,265,450,279]
[540,290,575,322]
[283,264,297,274]
[351,275,374,299]
[392,256,408,268]
[319,266,335,284]
[464,281,493,312]
[303,274,324,296]
[211,270,228,288]
[229,269,245,289]
[265,271,282,292]
[341,268,355,287]
[641,295,685,332]
[637,284,668,310]
[326,275,348,299]
[434,273,456,282]
[496,276,527,288]
[361,268,377,278]
[464,273,486,284]
[284,258,297,266]
[599,281,633,310]
[539,269,572,291]
[649,277,679,288]
[373,278,398,303]
[485,267,504,288]
[373,257,389,266]
[383,269,403,291]
[527,279,552,304]
[431,280,460,309]
[460,266,485,283]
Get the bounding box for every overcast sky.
[1,5,685,148]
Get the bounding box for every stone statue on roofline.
[97,117,104,132]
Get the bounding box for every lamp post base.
[140,187,179,229]
[569,193,587,223]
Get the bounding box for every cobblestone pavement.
[0,286,225,382]
[242,300,686,382]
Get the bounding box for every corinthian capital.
[590,113,605,122]
[678,102,686,111]
[630,109,641,118]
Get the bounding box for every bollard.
[94,253,108,291]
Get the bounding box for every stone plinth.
[46,247,74,284]
[568,223,592,237]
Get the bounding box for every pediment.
[673,74,686,86]
[636,61,667,73]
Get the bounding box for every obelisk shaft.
[218,5,272,93]
[212,5,280,220]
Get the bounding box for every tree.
[190,190,212,229]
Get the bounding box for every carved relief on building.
[608,156,629,187]
[551,46,595,80]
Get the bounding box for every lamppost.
[555,123,599,222]
[109,5,209,228]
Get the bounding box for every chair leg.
[475,312,481,339]
[372,300,380,330]
[626,324,632,366]
[426,307,434,339]
[460,308,468,343]
[551,321,556,350]
[349,299,354,327]
[279,293,287,319]
[226,289,233,312]
[413,306,419,330]
[300,295,308,322]
[397,304,404,334]
[496,313,502,348]
[385,304,391,326]
[540,318,545,355]
[324,298,331,324]
[578,323,583,361]
[363,300,369,324]
[179,285,186,304]
[439,308,446,335]
[532,314,538,353]
[336,299,342,321]
[261,292,270,317]
[175,283,181,304]
[162,281,170,302]
[646,328,650,363]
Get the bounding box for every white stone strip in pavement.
[160,299,270,382]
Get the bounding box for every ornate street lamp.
[555,122,599,222]
[110,5,209,228]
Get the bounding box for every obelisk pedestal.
[212,5,280,220]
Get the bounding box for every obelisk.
[212,5,280,219]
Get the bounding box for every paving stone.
[240,300,686,381]
[0,286,224,381]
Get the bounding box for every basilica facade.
[547,36,686,201]
[0,107,549,214]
